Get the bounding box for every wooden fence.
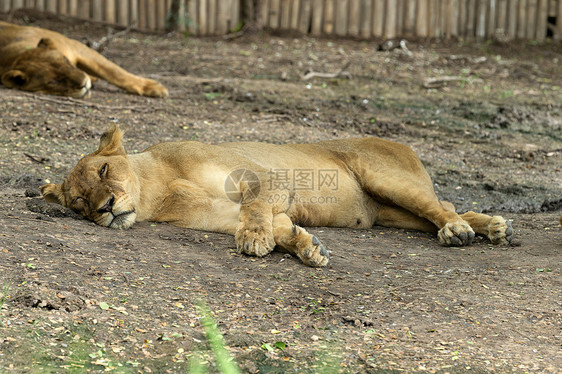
[1,0,561,41]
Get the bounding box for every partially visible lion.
[41,125,513,267]
[0,21,167,98]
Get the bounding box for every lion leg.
[69,39,168,97]
[235,200,276,257]
[272,213,330,267]
[358,169,475,246]
[375,204,438,232]
[459,211,513,245]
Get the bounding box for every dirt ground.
[0,10,560,373]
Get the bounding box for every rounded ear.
[40,184,64,206]
[1,70,29,88]
[96,124,126,156]
[37,38,56,49]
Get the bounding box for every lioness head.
[41,125,138,229]
[1,38,92,98]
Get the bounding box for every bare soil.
[0,11,561,373]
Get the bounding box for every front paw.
[488,216,513,245]
[235,225,275,257]
[299,235,330,267]
[141,79,168,98]
[438,221,475,246]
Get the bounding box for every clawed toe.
[300,235,330,267]
[438,222,475,247]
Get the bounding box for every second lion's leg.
[273,213,330,267]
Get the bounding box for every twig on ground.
[24,153,48,164]
[301,61,352,80]
[89,23,135,52]
[422,75,483,89]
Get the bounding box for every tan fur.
[41,125,513,267]
[0,21,167,98]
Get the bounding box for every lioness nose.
[97,196,115,214]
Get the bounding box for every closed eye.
[72,197,84,205]
[99,163,108,179]
[71,197,87,212]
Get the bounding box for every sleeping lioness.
[0,21,167,98]
[41,125,513,267]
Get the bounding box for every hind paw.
[488,216,513,245]
[438,221,475,246]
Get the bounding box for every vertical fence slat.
[535,0,547,40]
[147,0,157,30]
[130,0,139,27]
[230,0,240,31]
[310,0,323,35]
[117,0,128,26]
[360,0,373,38]
[372,0,384,37]
[291,0,301,29]
[187,0,197,34]
[198,0,208,34]
[497,0,508,33]
[384,0,397,38]
[459,0,467,36]
[396,0,404,35]
[106,0,116,24]
[91,0,102,21]
[445,0,457,36]
[517,0,527,38]
[323,0,334,34]
[70,0,78,17]
[138,0,147,29]
[439,0,447,36]
[280,0,291,29]
[216,0,228,33]
[298,0,312,33]
[335,0,349,36]
[487,0,497,37]
[475,0,486,38]
[269,0,280,29]
[216,0,229,34]
[506,0,518,39]
[403,0,416,36]
[466,0,476,36]
[35,0,45,10]
[557,0,562,39]
[78,0,90,19]
[58,0,67,15]
[156,0,166,30]
[177,0,185,32]
[427,0,438,37]
[416,0,428,36]
[207,0,216,34]
[12,0,23,10]
[259,0,269,28]
[348,0,360,36]
[526,0,537,38]
[46,0,56,13]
